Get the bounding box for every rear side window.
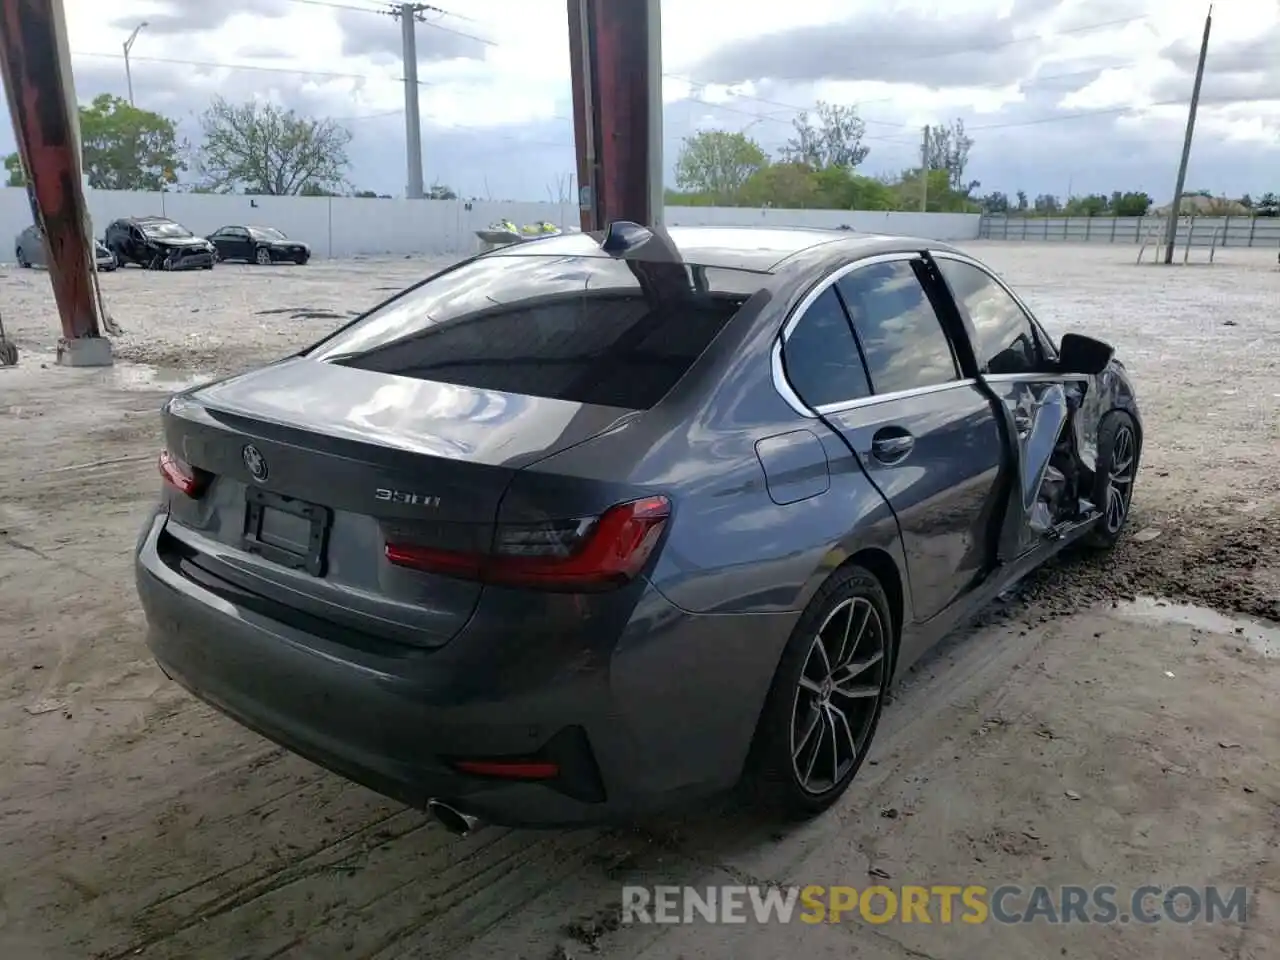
[309,255,763,410]
[836,260,959,395]
[781,287,871,408]
[936,258,1042,375]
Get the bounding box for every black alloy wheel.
[746,565,893,817]
[1085,410,1139,548]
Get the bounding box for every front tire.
[1084,410,1139,549]
[744,565,893,819]
[255,246,273,265]
[16,247,30,268]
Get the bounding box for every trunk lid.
[159,357,631,648]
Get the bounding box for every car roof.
[486,225,966,273]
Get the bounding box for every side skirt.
[894,511,1101,676]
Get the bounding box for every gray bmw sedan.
[136,223,1142,830]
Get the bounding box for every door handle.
[871,430,915,463]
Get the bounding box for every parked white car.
[14,224,117,271]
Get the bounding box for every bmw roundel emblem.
[242,443,268,482]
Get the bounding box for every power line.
[276,0,388,13]
[279,0,497,44]
[74,50,430,85]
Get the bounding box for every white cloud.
[0,0,1273,199]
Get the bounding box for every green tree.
[78,93,184,190]
[1064,193,1109,217]
[739,161,821,208]
[925,119,976,194]
[1257,193,1278,217]
[1033,193,1061,214]
[674,130,768,202]
[3,152,24,186]
[1015,190,1028,212]
[809,165,896,209]
[1111,191,1152,217]
[980,191,1010,214]
[781,101,869,170]
[197,96,351,195]
[891,168,978,212]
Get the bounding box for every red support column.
[567,0,662,232]
[0,0,111,364]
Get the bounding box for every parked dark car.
[105,216,215,271]
[207,225,311,265]
[15,224,116,271]
[135,224,1142,831]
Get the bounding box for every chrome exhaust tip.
[427,799,480,836]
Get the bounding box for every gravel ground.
[0,242,1277,959]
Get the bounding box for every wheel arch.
[841,548,905,659]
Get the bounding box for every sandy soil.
[0,243,1276,959]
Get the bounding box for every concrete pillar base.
[56,336,114,367]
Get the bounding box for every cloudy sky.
[4,0,1278,201]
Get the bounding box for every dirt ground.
[0,243,1276,959]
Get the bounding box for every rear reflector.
[159,451,209,498]
[385,494,671,592]
[453,759,560,780]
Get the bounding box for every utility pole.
[920,125,929,213]
[388,3,425,199]
[123,20,147,105]
[1163,5,1212,264]
[567,0,663,230]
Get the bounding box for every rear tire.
[1084,410,1139,549]
[16,247,29,268]
[255,246,273,265]
[742,565,894,819]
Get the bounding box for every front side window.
[837,260,959,394]
[781,286,871,408]
[309,254,765,410]
[937,258,1042,375]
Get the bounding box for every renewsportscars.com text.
[621,884,1249,925]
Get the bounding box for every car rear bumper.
[134,512,785,827]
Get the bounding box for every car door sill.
[897,511,1101,675]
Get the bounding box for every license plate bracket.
[242,488,331,577]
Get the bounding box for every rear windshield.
[308,253,767,410]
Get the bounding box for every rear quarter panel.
[497,278,910,795]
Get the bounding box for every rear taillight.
[158,450,210,498]
[452,759,560,780]
[385,495,671,592]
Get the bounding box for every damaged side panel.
[987,376,1101,561]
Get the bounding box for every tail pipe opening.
[427,800,480,836]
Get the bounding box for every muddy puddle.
[107,361,214,393]
[1114,595,1280,657]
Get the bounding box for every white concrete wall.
[0,187,981,261]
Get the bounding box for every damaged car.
[105,216,216,271]
[135,224,1141,830]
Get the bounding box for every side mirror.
[1058,333,1114,376]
